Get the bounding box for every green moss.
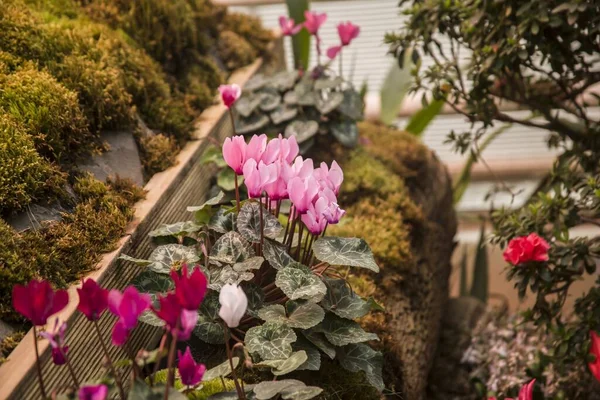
[220,12,274,57]
[0,331,25,365]
[218,31,257,71]
[152,369,236,399]
[0,174,144,322]
[139,134,180,176]
[0,66,94,163]
[0,115,66,213]
[179,56,224,112]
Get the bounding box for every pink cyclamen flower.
[243,159,277,199]
[222,136,247,175]
[290,156,314,180]
[589,331,600,382]
[288,176,320,214]
[337,22,360,46]
[12,280,68,326]
[108,287,151,346]
[78,384,108,400]
[153,292,198,341]
[171,265,208,311]
[314,161,343,194]
[279,16,302,36]
[264,161,293,201]
[219,284,248,328]
[301,197,329,235]
[178,346,206,387]
[218,84,241,108]
[327,45,342,60]
[245,134,268,163]
[304,11,327,35]
[39,318,68,366]
[323,201,345,225]
[516,379,535,400]
[503,233,550,266]
[77,279,109,321]
[262,134,299,165]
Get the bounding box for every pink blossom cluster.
[223,134,345,235]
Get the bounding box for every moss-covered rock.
[138,134,180,176]
[220,12,274,57]
[218,30,258,71]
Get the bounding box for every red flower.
[107,286,151,346]
[12,280,68,326]
[503,233,550,266]
[178,346,206,387]
[589,330,600,382]
[39,318,68,366]
[171,265,208,310]
[77,279,109,321]
[153,292,198,341]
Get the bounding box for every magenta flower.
[301,197,329,235]
[304,11,327,35]
[279,16,302,36]
[314,161,343,194]
[12,279,69,326]
[264,161,293,201]
[327,45,342,60]
[222,136,247,175]
[107,287,151,346]
[78,384,108,400]
[337,22,360,46]
[245,134,268,163]
[243,159,277,199]
[290,156,314,180]
[288,176,320,214]
[39,318,68,366]
[153,293,198,341]
[171,265,208,311]
[503,233,550,266]
[77,279,109,321]
[178,346,206,387]
[590,331,600,382]
[262,134,299,165]
[218,84,241,108]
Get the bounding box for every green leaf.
[217,169,239,192]
[242,282,265,317]
[194,316,225,344]
[187,192,226,213]
[200,145,227,168]
[272,71,299,92]
[321,278,370,319]
[314,314,379,346]
[233,256,264,272]
[199,290,221,320]
[281,386,323,400]
[302,331,336,359]
[138,309,164,327]
[405,98,444,137]
[148,244,200,274]
[245,321,297,360]
[235,94,262,117]
[210,231,254,264]
[132,269,174,294]
[203,357,239,381]
[292,335,321,371]
[285,120,319,144]
[259,90,282,112]
[330,121,359,148]
[315,92,344,115]
[149,221,202,238]
[336,343,384,391]
[294,82,316,106]
[263,239,295,270]
[379,55,412,124]
[119,254,152,267]
[276,263,327,303]
[237,202,283,243]
[208,265,253,291]
[314,77,343,90]
[337,89,363,120]
[244,74,269,92]
[283,91,299,105]
[255,351,308,376]
[470,223,489,303]
[312,237,379,272]
[286,0,310,70]
[271,105,298,125]
[209,208,236,233]
[128,379,187,400]
[253,379,305,400]
[257,301,324,329]
[236,113,270,135]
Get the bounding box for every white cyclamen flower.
[218,284,248,328]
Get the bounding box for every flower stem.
[151,334,168,386]
[165,321,181,399]
[295,223,304,259]
[234,174,240,213]
[224,327,245,399]
[259,196,265,255]
[64,352,80,387]
[32,326,48,399]
[93,321,126,400]
[125,341,143,379]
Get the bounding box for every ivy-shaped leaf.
[233,256,264,272]
[253,380,305,400]
[330,121,359,148]
[290,335,321,371]
[210,231,254,264]
[283,91,298,105]
[313,314,379,346]
[337,89,364,120]
[271,105,298,125]
[314,76,343,90]
[209,208,236,233]
[194,316,225,344]
[285,120,318,144]
[237,202,283,243]
[208,265,254,291]
[275,263,327,303]
[235,95,262,117]
[236,113,270,135]
[263,239,295,270]
[321,278,370,319]
[132,269,174,294]
[294,83,316,106]
[315,92,344,115]
[245,321,297,360]
[138,310,164,327]
[336,343,384,392]
[257,301,324,330]
[259,90,282,112]
[281,386,323,400]
[149,221,202,238]
[255,351,308,376]
[241,282,265,318]
[202,357,239,382]
[187,192,226,213]
[217,169,241,192]
[302,331,336,360]
[271,71,298,92]
[148,244,200,274]
[200,145,227,168]
[312,237,379,272]
[244,73,269,92]
[119,254,152,267]
[199,290,220,320]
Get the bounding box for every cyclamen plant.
[118,87,384,398]
[234,12,364,152]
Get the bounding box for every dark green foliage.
[388,0,600,397]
